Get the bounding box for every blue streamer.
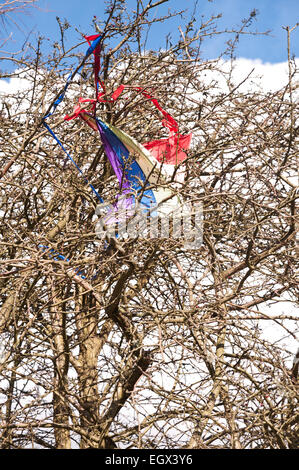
[42,34,104,204]
[85,34,102,58]
[44,34,103,120]
[39,245,87,279]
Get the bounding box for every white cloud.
[1,58,298,96]
[198,58,299,97]
[0,72,31,94]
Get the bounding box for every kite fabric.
[134,87,192,165]
[65,107,182,223]
[143,131,192,165]
[62,33,192,221]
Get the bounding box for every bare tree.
[0,0,36,16]
[0,0,298,449]
[0,1,38,34]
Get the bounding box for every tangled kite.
[44,34,191,208]
[41,33,192,274]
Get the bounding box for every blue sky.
[1,0,298,67]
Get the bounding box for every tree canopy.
[0,0,298,449]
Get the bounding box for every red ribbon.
[64,36,192,164]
